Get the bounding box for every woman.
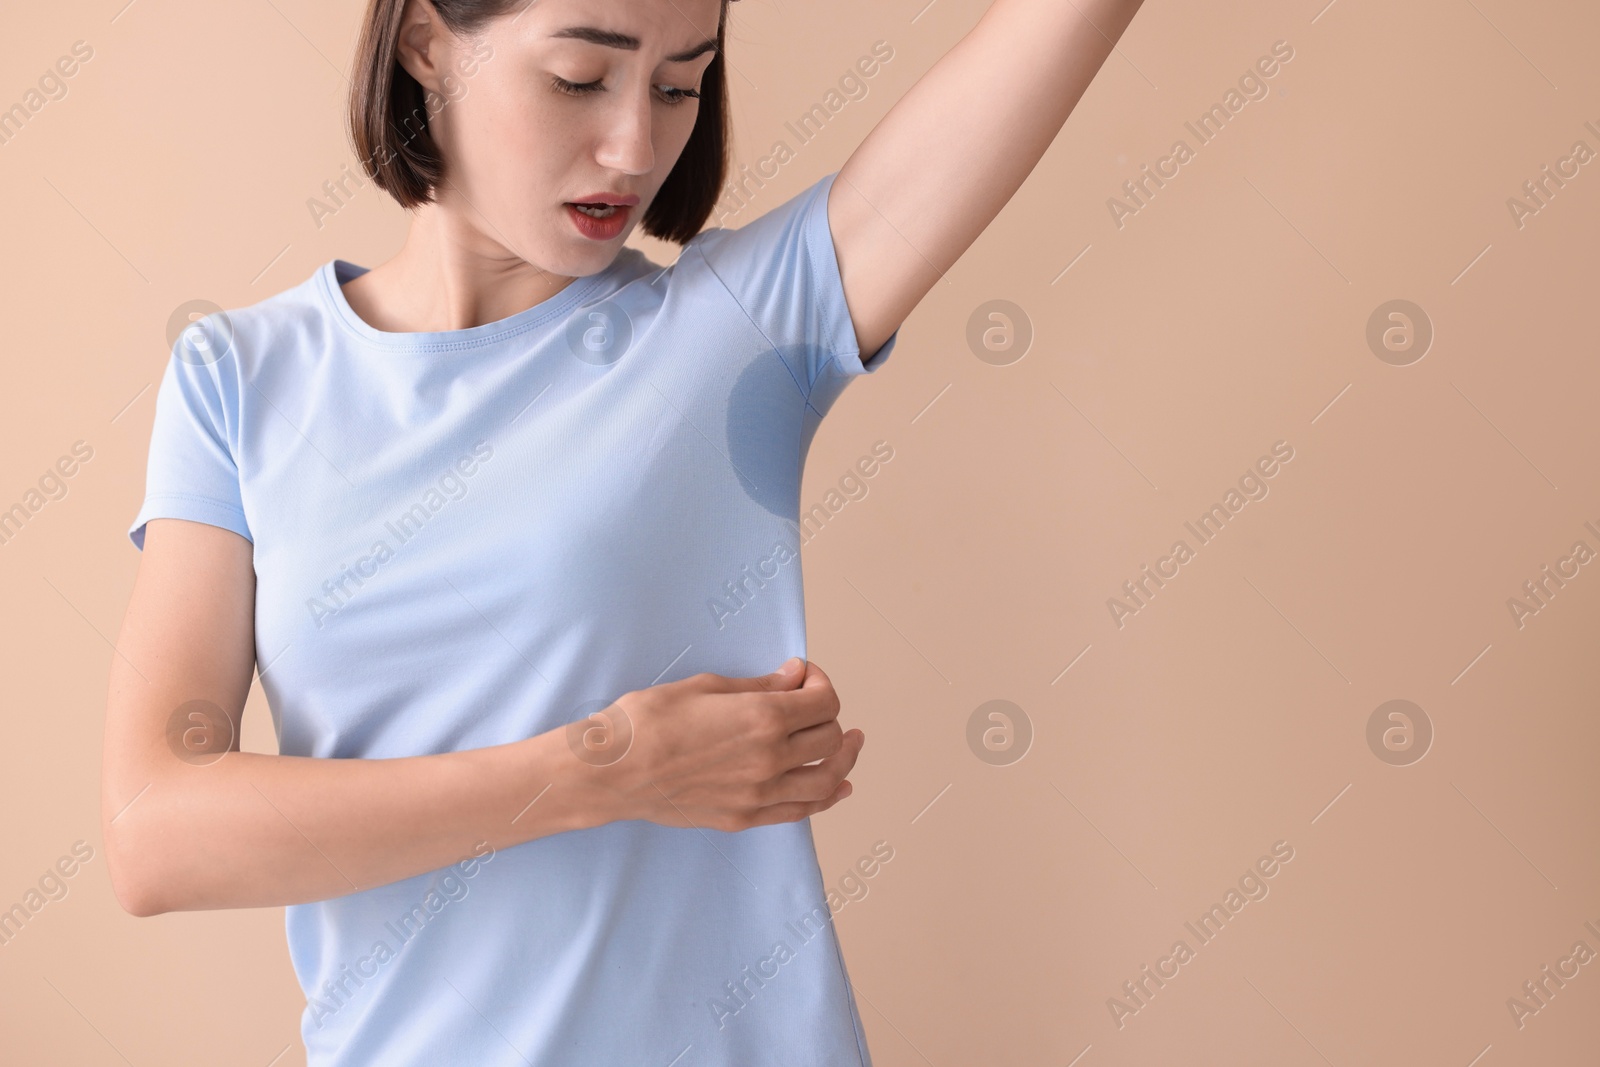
[103,0,1142,1062]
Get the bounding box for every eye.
[551,75,604,96]
[656,85,701,106]
[549,75,701,106]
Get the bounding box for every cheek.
[657,107,702,160]
[455,94,569,180]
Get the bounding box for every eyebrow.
[550,26,719,64]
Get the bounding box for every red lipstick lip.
[569,193,640,207]
[566,202,631,241]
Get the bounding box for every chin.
[568,245,623,276]
[561,256,616,283]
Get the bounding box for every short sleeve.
[126,326,252,552]
[691,170,899,416]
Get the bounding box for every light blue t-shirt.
[128,170,897,1066]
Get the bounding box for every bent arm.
[830,0,1147,358]
[101,518,612,916]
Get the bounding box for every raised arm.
[829,0,1147,358]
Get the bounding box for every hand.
[579,658,864,832]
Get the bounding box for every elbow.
[103,815,175,918]
[106,845,167,918]
[103,755,197,916]
[113,880,163,919]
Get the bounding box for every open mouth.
[566,201,632,240]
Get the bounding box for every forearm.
[977,0,1146,111]
[103,721,614,916]
[831,0,1145,328]
[954,0,1145,209]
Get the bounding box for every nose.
[593,80,656,177]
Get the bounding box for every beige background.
[2,0,1597,1063]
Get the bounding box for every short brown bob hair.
[347,0,735,245]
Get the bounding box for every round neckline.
[318,257,623,351]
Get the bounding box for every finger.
[683,657,809,695]
[768,660,842,735]
[783,719,852,768]
[765,731,862,804]
[799,659,831,692]
[744,779,854,827]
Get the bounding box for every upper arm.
[827,0,1144,360]
[103,518,256,914]
[826,170,925,368]
[690,172,901,419]
[107,316,258,912]
[127,323,253,553]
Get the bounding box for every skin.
[103,0,1145,917]
[342,0,1148,366]
[830,0,1147,360]
[340,0,724,332]
[105,517,862,915]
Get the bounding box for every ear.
[393,0,455,96]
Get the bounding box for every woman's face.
[405,0,724,275]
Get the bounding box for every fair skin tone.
[103,0,1143,917]
[340,0,722,332]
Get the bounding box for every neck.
[345,194,580,333]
